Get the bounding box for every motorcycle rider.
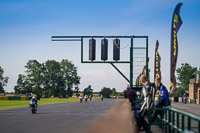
[101,94,103,101]
[84,95,88,102]
[139,74,156,117]
[30,96,38,110]
[137,74,156,131]
[79,95,83,103]
[89,95,92,101]
[151,77,170,123]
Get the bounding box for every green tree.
[74,86,80,97]
[111,88,118,96]
[0,66,9,93]
[25,60,43,98]
[83,85,93,96]
[14,74,26,94]
[60,59,80,97]
[99,87,112,98]
[118,92,124,97]
[14,59,80,98]
[43,60,62,97]
[74,86,80,93]
[42,59,80,97]
[176,63,197,96]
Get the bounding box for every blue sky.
[1,0,200,92]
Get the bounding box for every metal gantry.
[52,35,149,90]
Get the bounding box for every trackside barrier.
[148,107,200,133]
[0,96,8,100]
[20,96,27,100]
[8,96,21,100]
[0,96,28,100]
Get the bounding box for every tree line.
[0,60,118,99]
[14,59,80,98]
[0,62,199,98]
[175,63,198,96]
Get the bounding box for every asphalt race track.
[0,99,121,133]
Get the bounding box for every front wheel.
[31,106,36,114]
[31,108,34,114]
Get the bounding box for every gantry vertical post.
[130,37,133,87]
[146,36,149,80]
[81,37,83,63]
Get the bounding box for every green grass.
[0,97,80,110]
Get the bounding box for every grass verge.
[0,97,79,110]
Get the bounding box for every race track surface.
[0,99,121,133]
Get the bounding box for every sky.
[1,0,200,92]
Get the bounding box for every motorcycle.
[80,98,83,103]
[79,95,83,103]
[29,101,37,114]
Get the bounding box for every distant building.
[189,71,200,103]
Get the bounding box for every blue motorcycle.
[29,101,37,114]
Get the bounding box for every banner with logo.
[170,3,183,94]
[154,40,161,80]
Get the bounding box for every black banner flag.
[136,75,141,86]
[154,40,161,80]
[142,65,146,75]
[170,3,183,94]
